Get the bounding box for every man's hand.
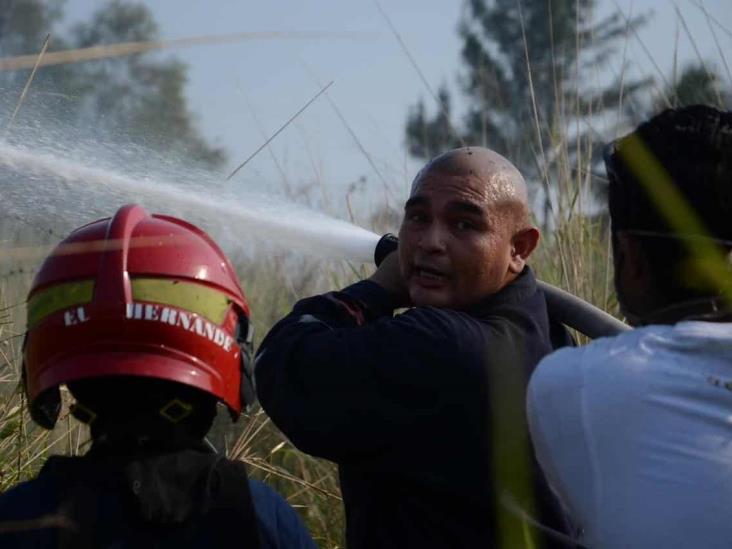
[368,251,411,307]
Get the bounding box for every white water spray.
[0,141,381,263]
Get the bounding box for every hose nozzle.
[374,233,399,266]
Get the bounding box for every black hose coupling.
[374,233,399,267]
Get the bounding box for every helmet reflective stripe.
[130,278,231,325]
[48,234,191,257]
[27,280,95,330]
[27,278,231,329]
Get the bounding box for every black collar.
[465,267,538,317]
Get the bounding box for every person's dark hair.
[68,377,218,448]
[605,105,732,301]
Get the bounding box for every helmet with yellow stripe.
[23,204,255,429]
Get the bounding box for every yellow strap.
[27,280,95,330]
[130,278,231,324]
[27,278,231,329]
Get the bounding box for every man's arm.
[254,279,473,463]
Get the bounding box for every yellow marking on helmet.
[26,280,95,329]
[130,278,231,324]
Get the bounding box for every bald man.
[256,147,572,549]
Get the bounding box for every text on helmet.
[126,302,234,351]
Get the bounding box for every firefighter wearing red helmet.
[0,205,315,549]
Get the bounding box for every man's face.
[398,171,517,309]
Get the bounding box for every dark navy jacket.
[0,446,316,549]
[256,267,572,548]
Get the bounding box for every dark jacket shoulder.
[0,453,315,549]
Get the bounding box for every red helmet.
[23,204,254,429]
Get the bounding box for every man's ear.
[509,227,540,274]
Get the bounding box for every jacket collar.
[465,267,539,317]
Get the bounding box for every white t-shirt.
[527,321,732,549]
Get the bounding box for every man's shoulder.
[401,302,510,328]
[535,325,665,374]
[529,324,694,416]
[248,479,316,549]
[0,476,60,548]
[396,305,500,346]
[529,329,637,405]
[0,475,57,519]
[248,478,290,511]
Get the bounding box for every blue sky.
[62,0,732,210]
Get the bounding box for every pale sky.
[62,0,732,210]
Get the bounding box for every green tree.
[0,0,64,55]
[0,0,76,112]
[406,0,649,172]
[663,63,732,110]
[71,1,225,168]
[405,86,464,160]
[1,0,224,170]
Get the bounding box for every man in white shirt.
[527,105,732,548]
